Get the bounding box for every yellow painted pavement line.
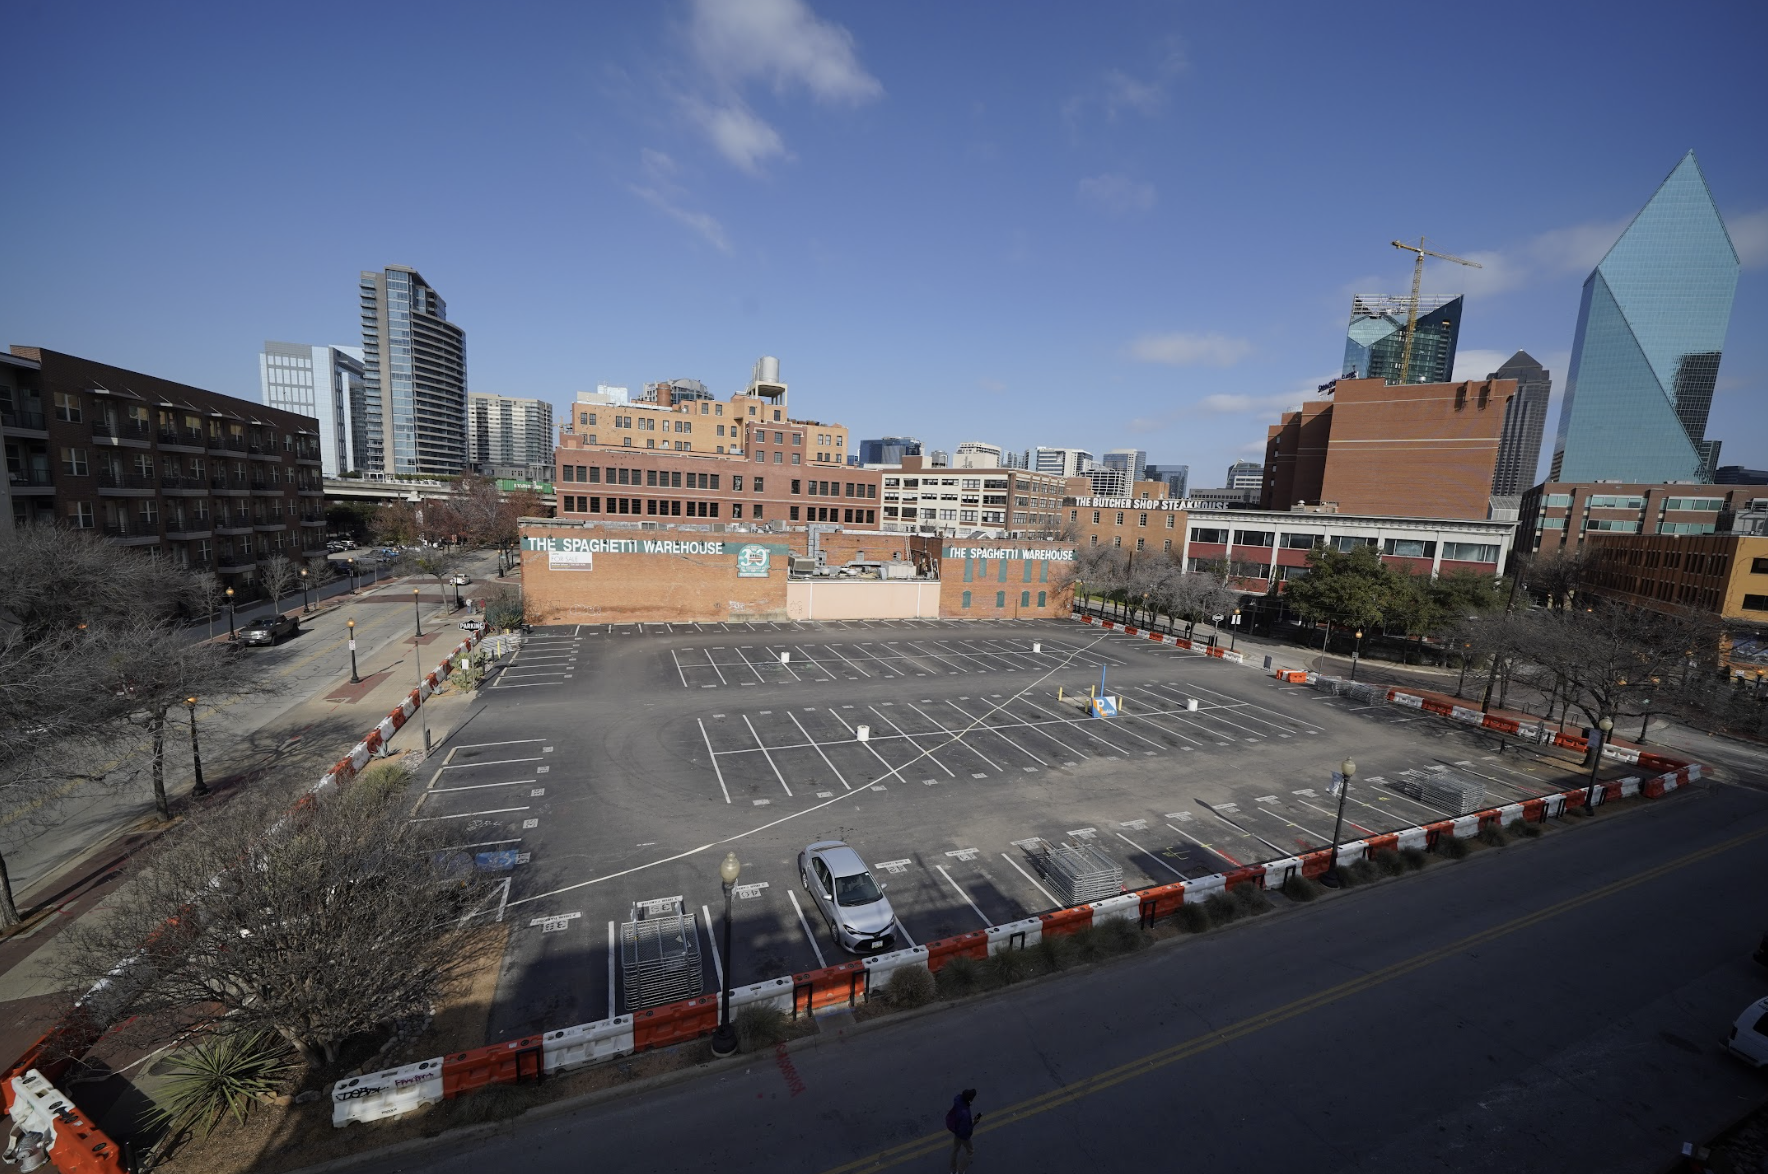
[821,821,1768,1174]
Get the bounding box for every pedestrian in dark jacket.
[946,1088,980,1173]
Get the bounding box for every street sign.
[1212,613,1224,622]
[1329,771,1345,796]
[348,639,357,650]
[1231,613,1242,625]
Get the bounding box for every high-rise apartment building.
[469,393,554,473]
[858,436,921,466]
[1225,461,1263,491]
[954,441,1003,468]
[1035,447,1092,478]
[359,266,469,476]
[1101,448,1146,484]
[1142,463,1189,499]
[1343,295,1462,385]
[1550,151,1740,484]
[259,342,365,477]
[1487,351,1551,497]
[1085,465,1128,498]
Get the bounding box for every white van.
[1725,996,1768,1067]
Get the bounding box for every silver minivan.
[797,841,897,954]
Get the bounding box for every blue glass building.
[1550,152,1739,484]
[1342,294,1461,384]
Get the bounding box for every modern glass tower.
[1488,351,1551,497]
[1550,151,1739,484]
[359,266,469,476]
[1343,295,1462,384]
[259,342,366,477]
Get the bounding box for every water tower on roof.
[746,355,786,403]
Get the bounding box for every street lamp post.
[1230,608,1240,652]
[1350,629,1363,681]
[710,851,742,1057]
[185,696,207,797]
[347,618,361,684]
[346,558,356,593]
[1638,695,1651,743]
[1583,716,1613,815]
[1318,758,1357,888]
[224,587,236,640]
[300,568,311,613]
[412,588,423,638]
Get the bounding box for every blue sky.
[5,0,1765,484]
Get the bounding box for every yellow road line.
[821,821,1768,1174]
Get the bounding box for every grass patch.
[1399,847,1429,872]
[1281,875,1321,902]
[1175,902,1213,931]
[934,955,982,997]
[980,948,1034,988]
[1033,934,1073,972]
[353,760,413,802]
[1066,925,1112,964]
[1202,892,1243,926]
[1231,884,1273,916]
[882,964,934,1009]
[1372,849,1406,877]
[1436,834,1470,860]
[734,1005,790,1052]
[1097,916,1149,954]
[1512,820,1543,838]
[1477,823,1509,847]
[1341,860,1381,886]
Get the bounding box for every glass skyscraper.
[1488,351,1551,497]
[1550,151,1739,484]
[1342,294,1462,384]
[359,266,469,476]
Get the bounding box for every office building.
[954,441,1003,468]
[1225,461,1263,491]
[1585,531,1768,623]
[359,265,469,476]
[1142,463,1189,499]
[1002,449,1031,470]
[2,347,326,581]
[1343,295,1462,385]
[1550,152,1740,484]
[259,342,365,477]
[1516,481,1768,555]
[1085,465,1128,498]
[1034,447,1092,478]
[1262,377,1515,521]
[1488,352,1551,497]
[469,392,554,473]
[880,455,1065,537]
[858,436,920,466]
[1188,486,1261,509]
[1101,448,1146,484]
[1715,466,1768,485]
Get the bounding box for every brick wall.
[936,540,1077,618]
[520,524,804,623]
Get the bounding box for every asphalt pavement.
[330,770,1768,1174]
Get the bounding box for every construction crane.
[1391,238,1481,384]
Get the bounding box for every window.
[1742,595,1768,612]
[1381,539,1436,558]
[1540,516,1565,529]
[1138,513,1148,527]
[1021,590,1030,607]
[1544,493,1573,507]
[789,506,799,520]
[1231,530,1273,547]
[1112,536,1122,547]
[1584,519,1639,533]
[961,590,972,609]
[791,453,800,464]
[773,410,781,421]
[1663,497,1725,512]
[53,392,81,422]
[1166,515,1175,529]
[774,431,784,444]
[732,503,743,519]
[790,480,801,494]
[753,477,766,493]
[1441,542,1500,563]
[624,437,632,447]
[717,425,725,437]
[792,432,801,446]
[1751,558,1768,575]
[1115,511,1125,525]
[1163,539,1172,551]
[752,504,764,518]
[68,501,94,528]
[646,468,657,487]
[1135,538,1144,550]
[1191,528,1228,544]
[995,591,1006,608]
[755,450,766,462]
[1659,522,1715,535]
[646,439,655,449]
[1330,535,1377,552]
[1587,494,1645,510]
[563,466,575,482]
[61,447,88,476]
[774,452,783,464]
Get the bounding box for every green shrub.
[735,1004,790,1052]
[352,760,412,802]
[1066,925,1111,963]
[882,965,934,1008]
[1175,902,1213,931]
[483,586,525,631]
[150,1032,295,1140]
[1436,835,1470,860]
[934,955,982,996]
[980,948,1033,987]
[1477,823,1508,847]
[1281,875,1321,902]
[1098,917,1148,953]
[1372,849,1406,877]
[1513,820,1543,839]
[1033,934,1073,971]
[1202,892,1242,925]
[1342,860,1381,886]
[1399,847,1429,872]
[1231,884,1273,915]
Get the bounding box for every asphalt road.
[0,550,507,904]
[418,617,1635,1041]
[339,773,1768,1174]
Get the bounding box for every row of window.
[556,496,879,526]
[958,590,1049,610]
[960,557,1052,584]
[1542,492,1728,513]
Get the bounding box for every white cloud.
[1410,219,1630,301]
[1727,207,1768,269]
[1128,331,1252,367]
[1078,173,1155,215]
[1126,391,1300,435]
[1451,348,1512,381]
[679,0,882,174]
[631,181,731,253]
[1102,70,1165,118]
[1062,40,1186,134]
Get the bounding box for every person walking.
[945,1088,981,1173]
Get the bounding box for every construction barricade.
[541,1017,634,1075]
[924,931,989,973]
[792,961,867,1016]
[1181,873,1226,904]
[1037,905,1093,939]
[1137,881,1187,925]
[1260,857,1302,891]
[442,1034,545,1097]
[985,918,1042,954]
[862,946,930,996]
[630,996,718,1051]
[332,1057,445,1127]
[1088,893,1140,927]
[5,1069,127,1173]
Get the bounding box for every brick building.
[1262,376,1516,520]
[878,455,1065,536]
[2,347,326,588]
[1584,531,1768,623]
[1517,481,1768,555]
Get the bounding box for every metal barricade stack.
[1029,840,1123,905]
[619,898,703,1010]
[1388,768,1485,815]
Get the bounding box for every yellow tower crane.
[1390,238,1482,384]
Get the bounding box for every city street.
[332,770,1768,1174]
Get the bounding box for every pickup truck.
[237,613,299,646]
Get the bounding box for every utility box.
[881,560,915,580]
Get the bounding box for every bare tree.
[190,571,224,638]
[0,525,194,639]
[412,547,469,612]
[257,554,297,614]
[55,783,499,1068]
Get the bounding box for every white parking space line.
[764,649,805,682]
[905,640,969,674]
[1113,703,1208,747]
[669,648,690,688]
[1290,793,1376,836]
[1000,852,1060,907]
[787,711,853,791]
[430,778,536,794]
[1118,832,1190,880]
[698,719,733,804]
[893,917,916,947]
[790,646,840,681]
[816,643,873,678]
[1145,679,1324,734]
[454,738,545,749]
[787,889,827,968]
[410,805,530,822]
[935,865,992,926]
[701,905,723,988]
[939,700,1047,766]
[907,703,1004,771]
[730,645,768,683]
[861,707,958,777]
[743,714,795,797]
[1019,698,1132,755]
[1165,820,1246,869]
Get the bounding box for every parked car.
[797,841,897,953]
[237,613,299,646]
[451,573,470,586]
[1726,996,1768,1067]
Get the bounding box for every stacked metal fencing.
[619,899,703,1010]
[1388,768,1486,815]
[1029,841,1123,905]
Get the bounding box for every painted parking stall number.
[875,859,913,874]
[944,848,980,862]
[733,881,769,900]
[531,911,581,933]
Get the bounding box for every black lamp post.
[1318,758,1357,888]
[412,588,423,638]
[453,577,462,611]
[185,696,207,797]
[1350,629,1363,681]
[1638,695,1651,743]
[224,587,236,639]
[347,618,361,684]
[346,558,356,593]
[300,567,311,613]
[1230,608,1240,652]
[1583,716,1613,815]
[710,851,742,1057]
